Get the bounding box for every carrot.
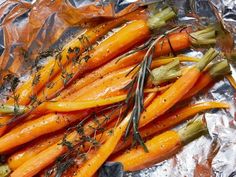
[112,117,207,171]
[37,8,175,102]
[0,48,217,154]
[73,113,132,177]
[151,55,200,69]
[0,65,136,117]
[57,49,147,100]
[113,101,229,153]
[183,60,231,100]
[0,63,149,153]
[57,26,214,100]
[8,131,64,170]
[0,9,148,136]
[41,92,157,177]
[0,111,89,153]
[1,95,127,115]
[10,132,77,177]
[9,93,156,177]
[0,56,194,115]
[226,74,236,90]
[7,9,147,106]
[138,48,218,128]
[0,65,137,152]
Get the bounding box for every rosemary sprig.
[123,27,182,152]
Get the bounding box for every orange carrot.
[7,9,147,106]
[0,65,137,153]
[57,53,199,100]
[8,131,64,170]
[37,8,175,102]
[112,117,207,171]
[113,101,229,153]
[183,60,230,100]
[0,9,147,136]
[9,93,156,177]
[226,74,236,90]
[0,64,139,154]
[0,111,89,153]
[64,66,136,101]
[0,49,217,154]
[138,48,218,128]
[56,25,214,100]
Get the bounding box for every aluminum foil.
[0,0,235,176]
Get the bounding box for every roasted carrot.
[112,117,207,171]
[37,8,175,102]
[0,111,90,153]
[0,56,195,115]
[1,95,127,115]
[56,26,215,100]
[183,60,231,100]
[0,63,149,153]
[0,65,137,152]
[8,131,64,170]
[226,74,236,90]
[7,9,147,106]
[9,93,156,177]
[138,48,218,128]
[40,92,157,177]
[0,9,148,136]
[0,49,217,153]
[113,101,229,153]
[73,113,132,177]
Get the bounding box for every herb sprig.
[123,27,182,151]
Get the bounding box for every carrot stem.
[178,116,208,145]
[0,104,27,115]
[208,60,231,78]
[195,48,219,71]
[190,27,216,45]
[147,7,176,30]
[0,164,10,177]
[151,59,181,85]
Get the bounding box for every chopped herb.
[108,129,114,136]
[60,136,73,150]
[32,74,41,86]
[83,55,91,63]
[46,82,55,89]
[10,76,20,92]
[61,70,73,85]
[29,94,38,105]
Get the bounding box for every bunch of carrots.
[0,6,234,177]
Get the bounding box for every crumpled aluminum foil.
[0,0,235,176]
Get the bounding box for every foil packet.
[0,0,235,176]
